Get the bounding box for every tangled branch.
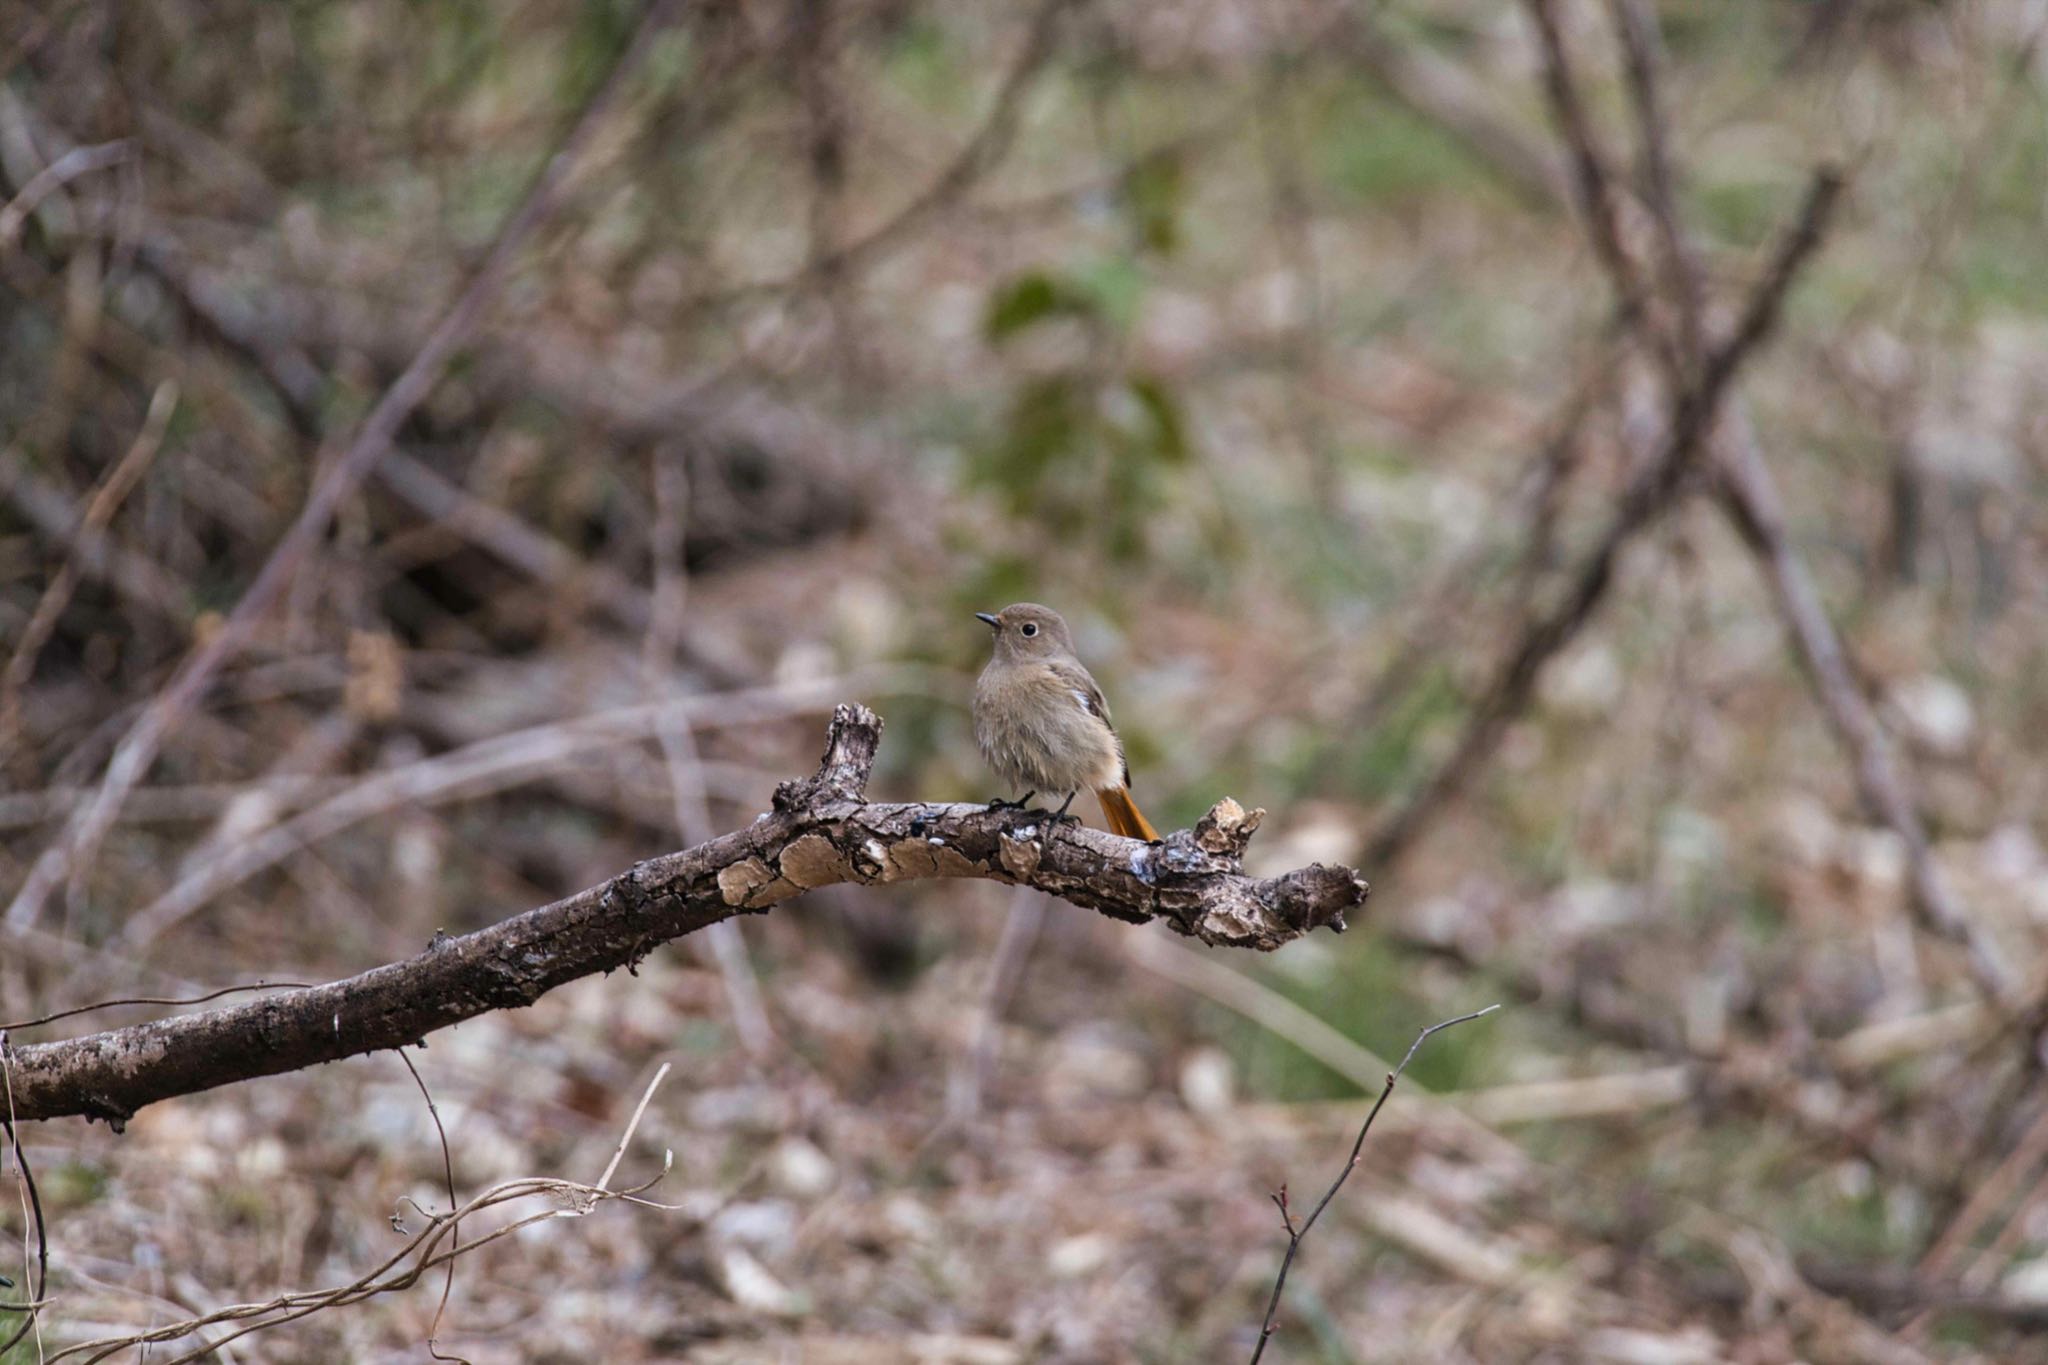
[44,1065,679,1363]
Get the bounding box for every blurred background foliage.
[5,0,2048,1359]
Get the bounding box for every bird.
[971,603,1160,841]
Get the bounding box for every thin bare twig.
[106,669,923,960]
[1336,14,1566,209]
[596,1062,673,1194]
[1,379,179,758]
[644,449,779,1061]
[4,0,685,930]
[49,1135,679,1362]
[395,1049,468,1363]
[1247,1005,1500,1363]
[1917,1101,2048,1292]
[102,241,756,688]
[946,885,1048,1122]
[687,0,1074,309]
[1607,0,1704,365]
[0,1040,49,1358]
[0,137,131,247]
[45,1065,677,1361]
[1126,932,1528,1170]
[0,980,314,1034]
[1524,0,1660,352]
[373,448,661,634]
[1325,340,1616,781]
[1712,414,2008,995]
[0,444,190,623]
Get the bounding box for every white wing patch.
[1072,688,1095,715]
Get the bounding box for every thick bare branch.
[1367,168,1844,866]
[1525,0,1657,335]
[1341,16,1567,210]
[1,705,1363,1126]
[1592,0,1998,997]
[1712,413,2011,996]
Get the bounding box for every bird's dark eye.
[1021,622,1038,637]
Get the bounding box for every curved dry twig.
[396,1049,465,1362]
[53,1167,675,1363]
[47,1065,678,1363]
[0,980,315,1034]
[1247,1005,1500,1363]
[0,1049,49,1358]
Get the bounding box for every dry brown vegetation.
[7,0,2048,1359]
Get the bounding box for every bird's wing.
[1047,658,1129,786]
[1046,658,1112,728]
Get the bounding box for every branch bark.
[1,705,1364,1126]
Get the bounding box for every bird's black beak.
[975,612,999,629]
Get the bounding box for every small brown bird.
[972,603,1159,841]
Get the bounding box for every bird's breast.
[974,664,1123,793]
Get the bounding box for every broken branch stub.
[5,702,1364,1124]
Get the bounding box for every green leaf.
[984,271,1096,344]
[1123,152,1185,256]
[1074,256,1145,332]
[974,374,1087,502]
[1125,374,1189,464]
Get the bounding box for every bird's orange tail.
[1096,785,1159,842]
